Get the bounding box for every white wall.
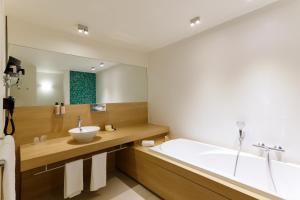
[148,0,300,164]
[10,67,65,106]
[0,0,5,136]
[7,17,148,67]
[63,71,70,105]
[96,64,147,103]
[10,62,36,106]
[36,72,64,106]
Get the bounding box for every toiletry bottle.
[54,102,60,115]
[164,135,170,142]
[60,103,65,115]
[33,137,40,144]
[40,135,48,142]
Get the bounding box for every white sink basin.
[69,126,100,143]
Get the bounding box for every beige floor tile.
[146,195,162,200]
[131,185,154,198]
[70,171,161,200]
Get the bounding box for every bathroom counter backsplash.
[14,102,148,146]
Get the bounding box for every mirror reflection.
[8,44,148,107]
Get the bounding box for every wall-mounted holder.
[3,56,25,136]
[90,104,106,112]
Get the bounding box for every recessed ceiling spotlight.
[190,17,201,27]
[78,24,88,35]
[84,27,89,35]
[78,24,84,33]
[91,67,96,71]
[99,62,104,67]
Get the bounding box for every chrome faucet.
[253,142,285,152]
[77,116,83,131]
[253,142,285,192]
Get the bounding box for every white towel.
[0,136,16,200]
[142,140,155,147]
[90,152,107,191]
[64,159,83,199]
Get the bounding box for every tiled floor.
[45,172,161,200]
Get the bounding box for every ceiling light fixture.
[78,24,89,35]
[190,17,201,27]
[84,27,89,35]
[99,62,104,67]
[91,67,96,71]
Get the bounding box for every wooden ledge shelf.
[20,124,169,172]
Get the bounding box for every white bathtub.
[150,138,300,200]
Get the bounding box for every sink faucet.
[77,116,83,131]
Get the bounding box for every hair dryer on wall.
[3,56,25,136]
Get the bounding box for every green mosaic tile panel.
[70,71,96,104]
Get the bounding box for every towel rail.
[33,145,128,176]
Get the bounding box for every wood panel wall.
[117,147,277,200]
[13,102,148,146]
[117,148,228,200]
[21,148,117,200]
[15,102,148,200]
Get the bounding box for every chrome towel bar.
[33,145,127,176]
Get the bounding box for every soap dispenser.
[60,103,66,115]
[54,102,60,115]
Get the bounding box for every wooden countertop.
[20,124,169,172]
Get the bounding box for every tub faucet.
[77,116,83,131]
[253,142,285,152]
[253,142,285,192]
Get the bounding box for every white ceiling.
[8,44,118,73]
[6,0,278,52]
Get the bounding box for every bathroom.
[0,0,300,199]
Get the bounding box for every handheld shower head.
[236,121,246,143]
[236,121,246,130]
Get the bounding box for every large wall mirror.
[8,44,148,107]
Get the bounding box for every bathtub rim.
[154,138,298,169]
[148,138,284,200]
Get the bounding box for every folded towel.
[90,152,107,191]
[142,140,155,147]
[64,159,83,199]
[0,136,16,200]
